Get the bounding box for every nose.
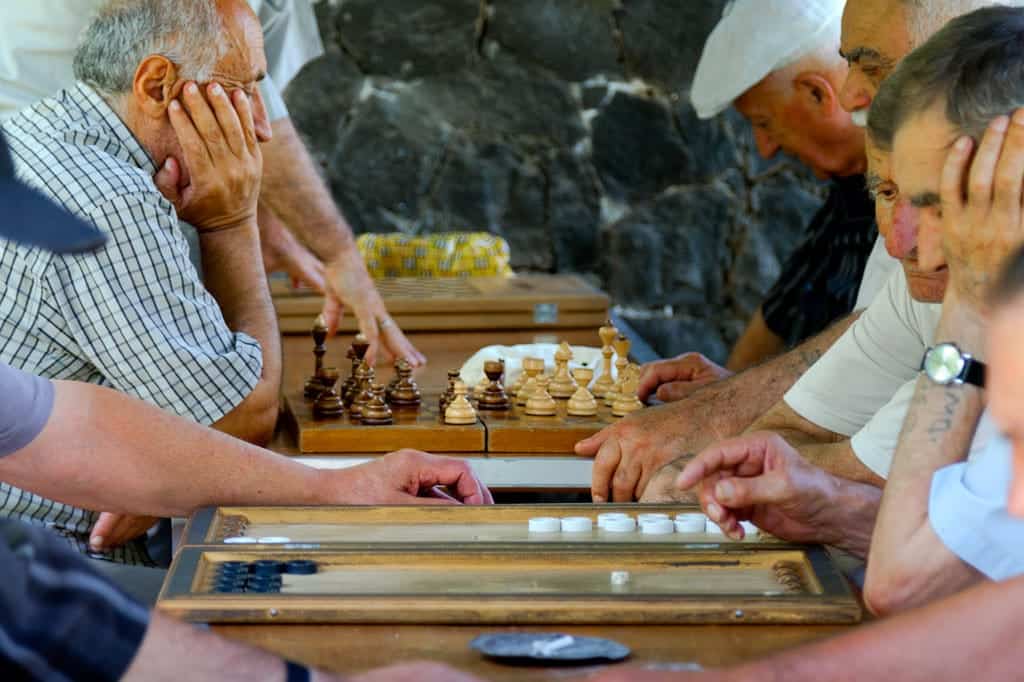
[252,89,273,143]
[884,198,920,260]
[752,128,781,160]
[839,69,873,116]
[916,209,947,271]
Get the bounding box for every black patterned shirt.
[762,174,877,347]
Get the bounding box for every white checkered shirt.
[0,84,264,565]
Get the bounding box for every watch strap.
[963,357,986,388]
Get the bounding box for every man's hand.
[578,400,724,503]
[322,248,425,368]
[156,82,262,232]
[259,202,327,291]
[587,667,723,682]
[327,450,494,505]
[638,353,733,403]
[89,513,160,552]
[675,432,845,545]
[345,662,486,682]
[928,108,1024,308]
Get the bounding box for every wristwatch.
[920,343,986,388]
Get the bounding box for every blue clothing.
[0,361,53,457]
[929,427,1024,580]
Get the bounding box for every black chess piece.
[304,316,331,399]
[390,359,422,407]
[439,369,461,413]
[348,362,374,420]
[360,385,394,425]
[312,368,344,418]
[477,360,511,411]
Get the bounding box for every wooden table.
[213,622,850,679]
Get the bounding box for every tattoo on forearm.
[925,389,962,444]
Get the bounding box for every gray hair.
[868,5,1024,151]
[73,0,228,96]
[901,0,1024,47]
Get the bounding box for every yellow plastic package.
[357,232,513,279]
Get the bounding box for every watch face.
[924,344,966,384]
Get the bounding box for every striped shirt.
[0,83,264,565]
[0,519,149,681]
[762,174,878,347]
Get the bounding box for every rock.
[329,0,481,78]
[617,0,728,92]
[487,0,624,82]
[283,49,364,163]
[603,185,734,310]
[591,91,690,202]
[548,149,602,273]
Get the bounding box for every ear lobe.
[794,72,837,116]
[132,55,179,119]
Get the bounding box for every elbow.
[214,398,279,446]
[245,403,279,446]
[863,564,921,617]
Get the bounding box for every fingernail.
[993,116,1010,132]
[186,83,198,95]
[593,495,605,503]
[1014,109,1024,126]
[90,536,104,550]
[715,480,734,503]
[210,83,222,95]
[707,502,723,521]
[163,158,173,170]
[955,136,971,151]
[169,99,181,112]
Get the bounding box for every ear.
[792,72,839,117]
[131,55,182,120]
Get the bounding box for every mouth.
[903,261,949,277]
[851,109,869,127]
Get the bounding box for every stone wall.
[286,0,825,361]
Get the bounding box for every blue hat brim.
[0,180,107,254]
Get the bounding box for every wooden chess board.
[282,389,621,454]
[160,505,861,626]
[272,274,610,333]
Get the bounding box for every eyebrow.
[839,46,883,63]
[909,192,941,208]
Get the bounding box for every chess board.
[281,389,620,454]
[160,505,862,626]
[272,274,610,333]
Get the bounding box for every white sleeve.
[253,0,325,89]
[784,269,939,437]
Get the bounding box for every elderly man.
[0,0,424,368]
[0,129,486,682]
[579,0,1002,505]
[640,0,879,395]
[678,4,1024,617]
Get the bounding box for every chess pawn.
[439,370,461,413]
[516,358,545,406]
[312,368,344,418]
[591,320,618,399]
[349,362,374,420]
[390,359,422,407]
[361,385,394,425]
[525,382,557,416]
[386,359,403,401]
[567,367,598,417]
[304,315,331,399]
[612,365,643,417]
[548,341,577,399]
[341,347,360,404]
[477,360,510,411]
[445,381,478,425]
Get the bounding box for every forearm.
[0,381,344,518]
[866,301,986,612]
[699,312,859,437]
[729,576,1024,682]
[261,117,355,260]
[199,221,282,443]
[123,613,333,682]
[818,475,882,557]
[725,307,786,372]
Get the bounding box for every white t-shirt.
[0,0,323,121]
[854,236,899,310]
[784,267,989,477]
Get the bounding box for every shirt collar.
[72,82,157,176]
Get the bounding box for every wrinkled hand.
[578,399,724,503]
[322,248,426,368]
[153,82,262,232]
[928,108,1024,309]
[345,662,486,682]
[675,432,842,544]
[333,449,494,505]
[638,455,698,504]
[90,513,160,552]
[259,202,327,291]
[638,353,733,403]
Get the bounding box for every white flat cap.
[691,0,847,119]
